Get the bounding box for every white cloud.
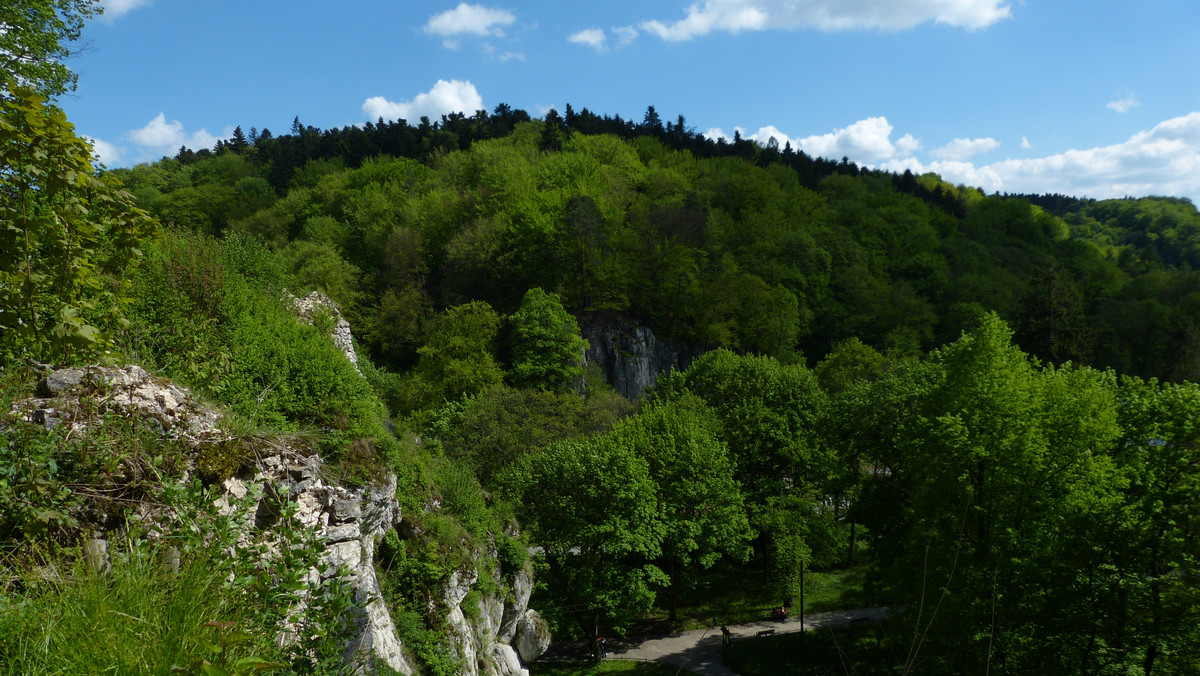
[747,125,792,148]
[128,113,181,146]
[703,127,731,142]
[881,112,1200,202]
[425,4,516,46]
[570,26,639,51]
[363,80,484,123]
[707,119,917,163]
[84,136,121,165]
[613,25,639,47]
[931,137,1000,160]
[710,112,1200,202]
[1107,92,1140,113]
[569,28,607,51]
[127,112,221,150]
[100,0,152,21]
[798,116,904,163]
[641,0,1011,41]
[895,133,921,157]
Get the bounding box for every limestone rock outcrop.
[13,363,221,441]
[582,316,701,399]
[288,290,360,373]
[9,362,547,674]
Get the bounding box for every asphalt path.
[538,607,890,676]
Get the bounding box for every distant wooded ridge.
[114,103,1200,384]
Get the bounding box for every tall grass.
[0,539,275,675]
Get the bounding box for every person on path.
[598,636,608,658]
[721,625,732,648]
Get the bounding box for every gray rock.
[582,317,701,399]
[331,498,361,523]
[447,605,479,676]
[39,368,86,396]
[499,565,534,643]
[513,610,551,663]
[442,568,478,609]
[491,644,526,676]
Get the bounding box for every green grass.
[0,541,278,675]
[722,622,902,676]
[530,660,698,675]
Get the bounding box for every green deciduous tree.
[880,314,1125,673]
[413,301,503,405]
[0,80,158,364]
[514,433,665,638]
[0,0,99,99]
[506,287,588,391]
[609,395,753,621]
[651,348,830,502]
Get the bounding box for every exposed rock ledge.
[9,364,549,675]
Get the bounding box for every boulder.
[513,610,551,663]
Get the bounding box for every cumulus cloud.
[706,119,919,164]
[362,80,484,123]
[708,112,1200,202]
[895,133,921,157]
[127,113,221,151]
[641,0,1011,41]
[1108,92,1140,113]
[797,117,906,162]
[931,137,1000,160]
[881,112,1200,202]
[568,28,607,51]
[425,3,515,47]
[84,136,121,165]
[100,0,152,21]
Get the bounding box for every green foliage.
[507,287,588,391]
[514,433,666,636]
[438,383,633,486]
[280,240,364,310]
[723,622,894,676]
[0,80,159,365]
[0,0,99,99]
[652,349,829,501]
[607,396,753,620]
[0,479,361,675]
[413,301,504,406]
[0,424,80,541]
[124,229,396,472]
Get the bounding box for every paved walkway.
[539,607,889,676]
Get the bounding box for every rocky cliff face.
[11,336,548,675]
[582,317,701,399]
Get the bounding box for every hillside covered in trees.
[115,106,1200,384]
[3,39,1200,675]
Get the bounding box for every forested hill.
[114,105,1200,382]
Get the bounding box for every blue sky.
[67,0,1200,201]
